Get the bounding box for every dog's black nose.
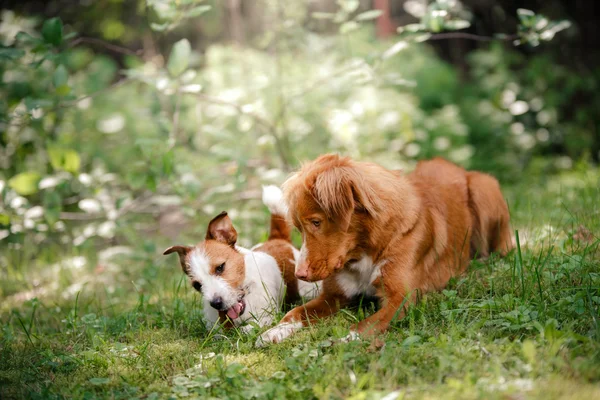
[209,297,224,310]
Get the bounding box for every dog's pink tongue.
[227,302,243,319]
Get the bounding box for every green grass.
[1,167,600,399]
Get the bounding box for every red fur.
[277,154,513,337]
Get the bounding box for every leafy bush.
[0,1,589,252]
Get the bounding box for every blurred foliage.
[0,0,595,255]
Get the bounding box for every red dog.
[257,154,512,345]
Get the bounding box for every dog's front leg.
[256,279,348,346]
[351,265,417,338]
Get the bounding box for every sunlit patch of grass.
[1,168,600,399]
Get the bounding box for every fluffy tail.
[262,185,291,242]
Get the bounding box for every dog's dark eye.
[215,263,225,274]
[192,281,202,292]
[311,220,321,227]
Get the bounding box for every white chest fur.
[335,255,385,298]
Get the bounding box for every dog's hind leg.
[466,172,513,257]
[490,215,514,256]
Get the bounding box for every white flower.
[377,111,400,130]
[501,90,516,108]
[530,97,543,112]
[405,143,421,157]
[83,225,96,237]
[39,176,62,190]
[536,128,549,142]
[509,101,529,116]
[97,221,116,238]
[382,41,408,59]
[516,134,535,150]
[155,77,169,91]
[510,122,525,135]
[77,97,92,110]
[350,101,365,116]
[31,108,44,119]
[202,204,216,215]
[25,206,44,220]
[404,0,426,18]
[79,199,102,213]
[181,84,202,93]
[328,109,358,148]
[10,196,27,209]
[78,173,93,186]
[555,156,572,170]
[97,114,125,134]
[536,110,552,126]
[433,136,451,151]
[448,145,474,162]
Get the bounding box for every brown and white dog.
[257,154,512,345]
[164,186,320,331]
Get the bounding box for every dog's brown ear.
[312,168,355,232]
[206,211,237,247]
[313,166,381,232]
[163,245,193,273]
[163,245,192,256]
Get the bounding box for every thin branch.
[60,192,154,221]
[69,37,143,56]
[59,78,133,108]
[59,212,103,221]
[287,61,360,101]
[426,32,518,42]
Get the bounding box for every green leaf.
[24,97,53,111]
[0,214,10,226]
[8,172,41,196]
[522,340,536,364]
[167,39,191,77]
[150,22,170,32]
[162,151,174,176]
[339,21,359,34]
[517,9,536,28]
[48,146,81,173]
[402,23,426,33]
[339,0,359,13]
[401,335,421,347]
[15,31,40,45]
[312,12,335,20]
[55,84,71,96]
[127,171,147,190]
[89,377,110,385]
[146,174,157,191]
[517,8,535,18]
[355,10,383,21]
[444,20,471,31]
[42,18,63,46]
[0,47,25,61]
[53,64,69,87]
[187,5,211,17]
[63,32,77,40]
[43,191,62,225]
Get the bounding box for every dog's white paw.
[240,324,255,334]
[255,322,303,347]
[339,331,361,343]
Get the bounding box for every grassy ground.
[1,166,599,400]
